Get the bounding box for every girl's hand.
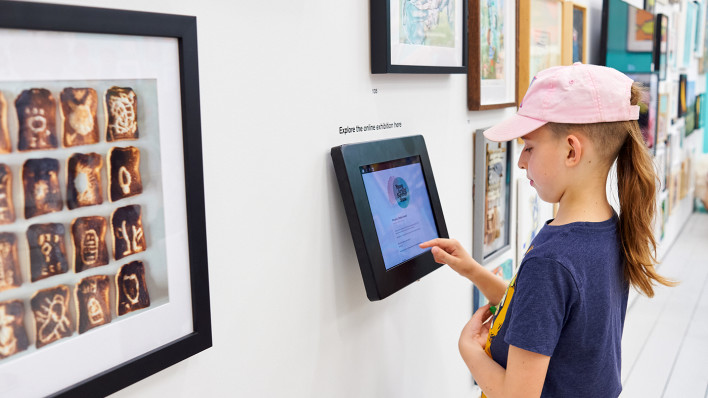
[459,303,494,352]
[419,238,477,279]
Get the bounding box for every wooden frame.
[562,3,588,64]
[0,2,212,396]
[370,0,467,73]
[518,0,565,102]
[467,0,519,110]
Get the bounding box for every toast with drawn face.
[61,88,99,147]
[116,260,150,316]
[16,89,58,151]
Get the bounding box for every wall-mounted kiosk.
[331,135,448,301]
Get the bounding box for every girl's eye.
[524,147,533,153]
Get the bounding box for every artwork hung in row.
[468,0,518,110]
[370,0,467,73]
[657,92,670,143]
[473,130,512,264]
[0,2,211,396]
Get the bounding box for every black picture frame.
[0,1,211,396]
[331,135,449,300]
[654,14,668,81]
[370,0,468,73]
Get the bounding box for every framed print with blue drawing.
[473,130,512,264]
[468,0,518,110]
[0,2,212,396]
[371,0,467,73]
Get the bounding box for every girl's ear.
[565,134,582,167]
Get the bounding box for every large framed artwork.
[654,14,668,81]
[626,73,659,154]
[467,0,518,110]
[473,130,512,264]
[371,0,467,73]
[518,0,564,101]
[600,0,654,73]
[0,2,212,396]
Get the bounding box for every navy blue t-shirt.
[486,214,629,397]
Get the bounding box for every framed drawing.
[0,1,212,396]
[370,0,467,73]
[694,0,705,57]
[467,0,518,110]
[473,130,512,264]
[518,0,564,101]
[626,7,655,52]
[678,73,688,117]
[654,14,668,81]
[658,92,670,143]
[683,1,698,68]
[571,3,588,63]
[626,73,659,154]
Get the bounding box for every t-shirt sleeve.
[504,257,578,357]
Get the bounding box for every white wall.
[19,0,696,396]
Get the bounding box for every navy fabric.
[488,214,629,397]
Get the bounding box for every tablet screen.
[360,156,439,270]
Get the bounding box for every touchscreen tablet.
[332,135,448,301]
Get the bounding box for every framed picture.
[626,73,659,154]
[370,0,467,73]
[518,0,564,101]
[0,1,212,396]
[658,92,670,143]
[467,0,518,110]
[644,0,656,13]
[654,14,669,81]
[571,4,588,63]
[678,73,688,117]
[683,1,698,68]
[696,94,704,128]
[473,130,512,264]
[669,10,680,69]
[694,0,706,57]
[626,7,655,52]
[685,80,697,136]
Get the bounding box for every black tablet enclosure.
[331,135,448,301]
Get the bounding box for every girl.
[421,63,675,397]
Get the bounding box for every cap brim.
[483,114,548,142]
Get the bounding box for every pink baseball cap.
[483,63,641,142]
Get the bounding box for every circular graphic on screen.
[387,176,410,208]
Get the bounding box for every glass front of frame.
[482,140,510,259]
[0,28,192,396]
[626,73,658,153]
[479,0,516,105]
[390,0,465,67]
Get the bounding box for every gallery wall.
[14,0,701,396]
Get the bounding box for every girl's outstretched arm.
[420,238,508,304]
[459,305,550,398]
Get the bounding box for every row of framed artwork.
[471,117,701,312]
[371,0,589,110]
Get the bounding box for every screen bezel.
[332,135,448,301]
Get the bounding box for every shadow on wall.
[326,153,372,313]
